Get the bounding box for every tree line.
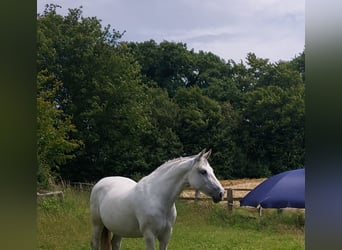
[37,5,305,188]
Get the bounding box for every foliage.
[37,5,305,183]
[37,70,82,188]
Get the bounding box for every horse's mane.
[144,155,194,179]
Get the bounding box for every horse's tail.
[100,226,111,250]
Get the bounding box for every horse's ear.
[195,149,206,161]
[203,149,212,159]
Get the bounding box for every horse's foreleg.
[158,226,172,250]
[143,230,156,250]
[111,235,122,250]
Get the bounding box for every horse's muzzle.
[212,190,224,203]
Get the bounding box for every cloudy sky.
[37,0,305,63]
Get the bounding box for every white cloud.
[37,0,304,62]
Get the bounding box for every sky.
[37,0,305,63]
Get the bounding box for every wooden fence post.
[227,188,233,213]
[258,206,263,216]
[194,190,200,202]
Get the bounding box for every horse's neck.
[139,159,193,207]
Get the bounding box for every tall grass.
[37,188,304,249]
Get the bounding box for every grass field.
[37,187,304,250]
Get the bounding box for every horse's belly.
[98,178,143,237]
[103,210,142,237]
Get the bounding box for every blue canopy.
[240,168,305,208]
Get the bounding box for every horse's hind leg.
[90,220,106,250]
[90,223,103,250]
[111,235,122,250]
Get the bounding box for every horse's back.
[90,176,137,207]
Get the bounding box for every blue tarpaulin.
[240,168,305,208]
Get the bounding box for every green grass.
[37,188,304,249]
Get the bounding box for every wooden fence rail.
[37,191,64,200]
[179,187,252,213]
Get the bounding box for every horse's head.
[188,149,225,203]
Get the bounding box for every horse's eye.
[199,169,207,175]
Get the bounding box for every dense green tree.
[173,87,239,178]
[289,51,305,82]
[140,87,183,174]
[37,70,82,188]
[238,84,305,177]
[129,40,198,96]
[38,5,152,181]
[37,5,305,182]
[231,53,304,90]
[209,101,241,179]
[174,87,219,153]
[188,51,230,87]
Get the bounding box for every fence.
[225,188,252,213]
[179,187,252,213]
[37,191,64,200]
[36,182,94,200]
[37,183,252,213]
